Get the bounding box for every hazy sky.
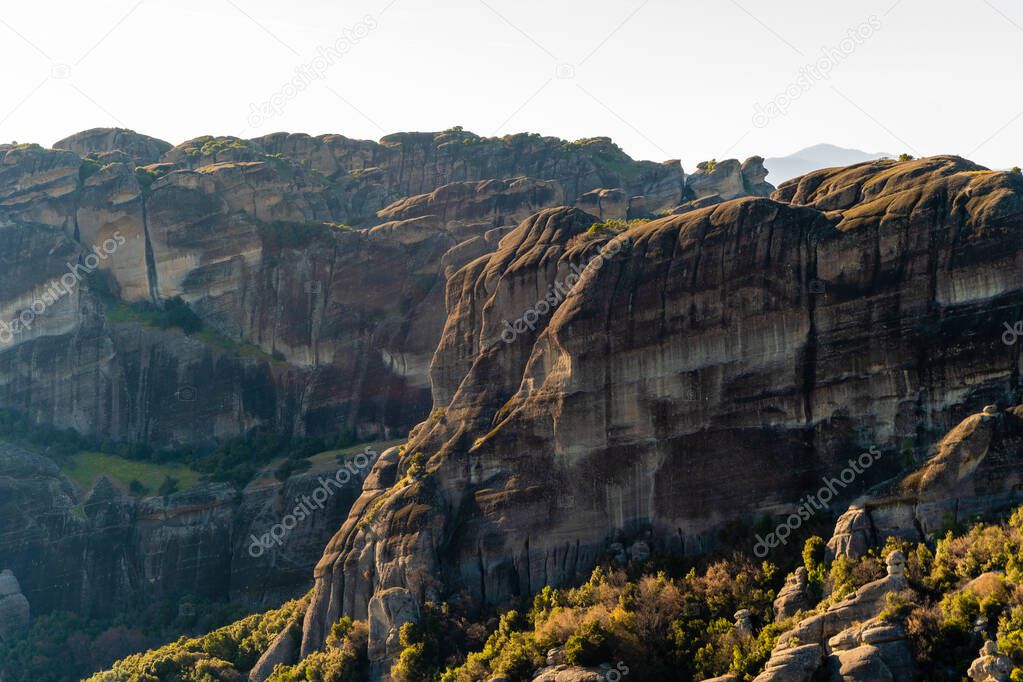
[1,0,1021,170]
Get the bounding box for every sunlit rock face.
[300,157,1023,657]
[0,127,696,627]
[54,128,172,166]
[0,129,687,448]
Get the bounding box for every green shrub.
[802,536,827,596]
[564,619,614,666]
[158,475,180,496]
[79,158,102,183]
[128,479,150,496]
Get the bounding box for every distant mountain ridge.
[765,143,892,183]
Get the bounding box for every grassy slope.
[62,451,204,494]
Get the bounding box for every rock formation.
[685,156,774,201]
[773,567,813,620]
[0,569,29,640]
[828,405,1023,562]
[7,129,1023,678]
[969,640,1013,682]
[761,399,1023,680]
[53,128,172,165]
[755,551,914,681]
[0,129,688,450]
[0,443,374,618]
[296,156,1023,666]
[531,650,630,682]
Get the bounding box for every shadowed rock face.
[0,569,30,641]
[299,156,1023,657]
[828,405,1023,562]
[759,403,1023,681]
[0,130,687,448]
[0,443,375,619]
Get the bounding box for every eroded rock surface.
[300,157,1023,662]
[828,406,1023,561]
[756,552,914,681]
[774,567,813,620]
[0,129,688,449]
[0,444,372,618]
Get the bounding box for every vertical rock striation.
[300,156,1023,659]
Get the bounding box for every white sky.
[1,0,1021,170]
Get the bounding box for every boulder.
[967,640,1012,681]
[753,643,823,681]
[576,188,629,221]
[774,567,813,619]
[367,587,418,662]
[825,618,915,681]
[827,508,874,561]
[765,552,912,677]
[741,156,774,196]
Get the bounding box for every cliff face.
[0,127,715,630]
[827,404,1023,563]
[0,443,380,618]
[0,129,692,447]
[299,156,1023,658]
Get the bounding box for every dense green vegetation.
[415,509,1023,681]
[257,220,350,249]
[80,597,309,682]
[432,557,784,681]
[265,618,369,682]
[105,295,204,334]
[76,596,372,682]
[0,595,259,682]
[79,157,103,182]
[180,429,363,487]
[82,503,1023,681]
[136,165,172,193]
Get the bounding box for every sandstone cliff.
[0,129,696,448]
[297,156,1023,665]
